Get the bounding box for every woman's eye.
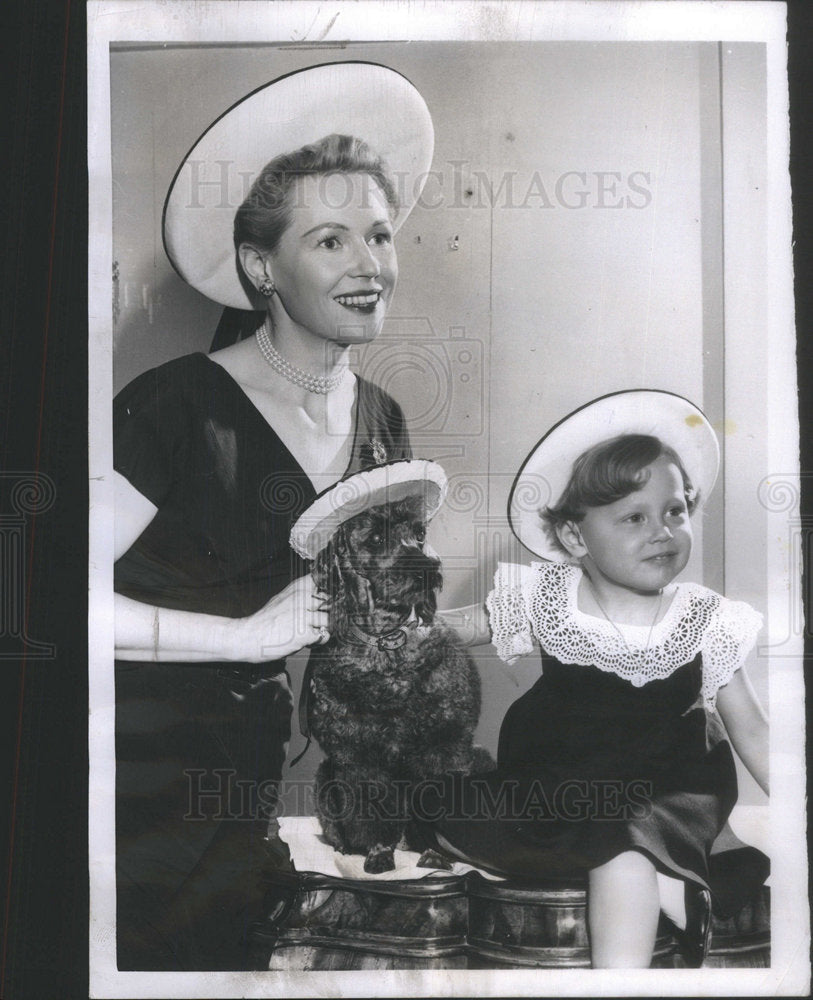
[319,236,341,250]
[624,513,644,524]
[667,506,686,518]
[369,231,392,246]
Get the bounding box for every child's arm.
[438,562,540,652]
[715,656,769,795]
[435,603,492,646]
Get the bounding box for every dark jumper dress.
[114,352,411,969]
[430,562,769,919]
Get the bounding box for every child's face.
[572,455,693,595]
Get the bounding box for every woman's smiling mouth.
[334,291,381,310]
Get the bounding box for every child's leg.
[656,871,713,967]
[588,851,660,968]
[656,871,687,928]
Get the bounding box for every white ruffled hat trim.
[289,460,448,561]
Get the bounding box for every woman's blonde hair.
[233,133,399,255]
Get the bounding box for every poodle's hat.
[163,61,434,309]
[508,389,720,562]
[290,460,448,561]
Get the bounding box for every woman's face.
[268,172,398,345]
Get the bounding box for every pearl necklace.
[586,580,664,661]
[255,320,348,394]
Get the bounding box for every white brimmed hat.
[508,390,721,562]
[290,460,448,561]
[163,61,434,309]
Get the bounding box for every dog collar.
[339,608,429,652]
[341,619,414,652]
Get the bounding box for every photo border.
[87,3,807,996]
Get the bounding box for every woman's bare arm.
[114,469,159,561]
[113,470,328,662]
[114,576,327,662]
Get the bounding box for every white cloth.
[277,816,504,881]
[279,809,769,883]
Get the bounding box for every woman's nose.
[349,239,380,277]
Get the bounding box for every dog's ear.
[312,537,344,632]
[414,582,438,625]
[311,538,342,632]
[312,542,335,597]
[333,529,376,623]
[311,539,336,600]
[414,551,442,625]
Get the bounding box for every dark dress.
[114,352,411,969]
[430,562,769,919]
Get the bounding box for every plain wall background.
[110,40,768,805]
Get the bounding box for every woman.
[112,63,434,970]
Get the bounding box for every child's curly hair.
[541,434,699,558]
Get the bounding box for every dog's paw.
[472,745,497,773]
[363,844,395,874]
[416,848,453,871]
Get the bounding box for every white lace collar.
[486,561,763,708]
[561,562,691,644]
[524,561,719,688]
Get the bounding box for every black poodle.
[304,495,491,873]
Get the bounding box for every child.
[432,390,769,969]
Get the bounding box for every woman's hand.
[115,458,332,664]
[115,575,330,664]
[234,574,331,663]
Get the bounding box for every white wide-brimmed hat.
[163,61,434,309]
[508,390,721,562]
[290,460,448,561]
